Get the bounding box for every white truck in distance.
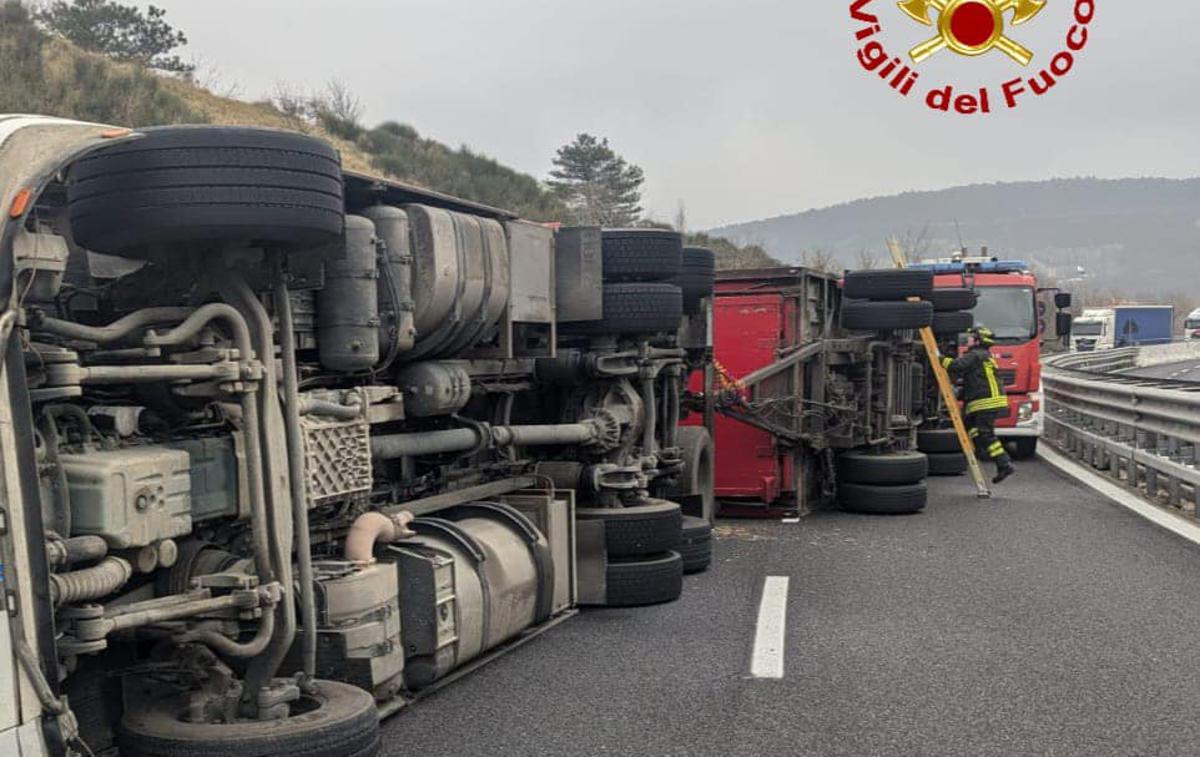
[1187,308,1200,341]
[1070,306,1176,352]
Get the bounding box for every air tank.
[317,215,380,372]
[360,205,416,361]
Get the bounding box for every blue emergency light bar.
[908,260,1029,274]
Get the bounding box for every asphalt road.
[383,461,1200,756]
[1122,358,1200,383]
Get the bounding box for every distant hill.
[709,178,1200,296]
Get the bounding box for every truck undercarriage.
[0,118,930,756]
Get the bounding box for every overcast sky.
[151,1,1200,229]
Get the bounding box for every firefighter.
[941,326,1016,484]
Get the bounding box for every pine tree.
[36,0,193,74]
[548,134,644,226]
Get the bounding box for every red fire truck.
[912,255,1059,459]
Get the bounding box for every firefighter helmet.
[972,326,996,346]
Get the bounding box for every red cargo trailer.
[688,267,923,514]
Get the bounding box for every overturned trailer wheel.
[673,246,716,314]
[838,481,928,515]
[837,450,928,486]
[842,300,933,331]
[927,451,969,476]
[932,310,975,338]
[928,288,979,312]
[603,551,685,607]
[601,229,683,282]
[562,282,684,335]
[117,680,380,757]
[576,499,682,558]
[67,126,344,255]
[843,269,934,301]
[918,428,962,454]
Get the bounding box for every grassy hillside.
[710,178,1200,296]
[0,1,564,219]
[3,0,775,263]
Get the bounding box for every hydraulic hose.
[45,535,108,567]
[274,260,318,681]
[49,556,132,606]
[34,307,193,345]
[142,303,254,361]
[176,598,276,659]
[145,299,274,586]
[216,271,296,700]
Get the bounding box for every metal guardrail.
[1043,344,1200,516]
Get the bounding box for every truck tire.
[918,428,962,454]
[576,499,682,558]
[1010,437,1039,460]
[842,300,933,331]
[604,551,684,607]
[837,450,928,486]
[68,126,344,256]
[564,283,683,335]
[118,680,379,757]
[932,311,974,337]
[843,269,934,301]
[838,482,928,515]
[669,426,715,522]
[601,229,683,282]
[929,288,979,312]
[673,247,716,314]
[679,516,713,574]
[927,452,968,476]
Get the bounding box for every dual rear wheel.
[836,450,929,515]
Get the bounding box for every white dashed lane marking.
[750,576,790,679]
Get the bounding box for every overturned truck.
[0,118,715,756]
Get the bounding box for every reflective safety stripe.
[969,428,980,438]
[942,357,954,369]
[966,396,1010,414]
[984,359,1003,398]
[987,441,1007,459]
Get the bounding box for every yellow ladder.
[886,238,992,499]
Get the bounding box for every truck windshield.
[1187,319,1200,330]
[972,286,1037,343]
[1073,322,1105,336]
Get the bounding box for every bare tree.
[855,249,881,270]
[186,54,242,98]
[897,224,932,260]
[271,81,314,132]
[321,79,363,130]
[674,201,687,234]
[799,248,838,273]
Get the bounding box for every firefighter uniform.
[941,327,1016,484]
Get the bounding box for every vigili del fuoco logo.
[851,0,1094,114]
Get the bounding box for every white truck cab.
[1186,308,1200,341]
[1070,308,1114,352]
